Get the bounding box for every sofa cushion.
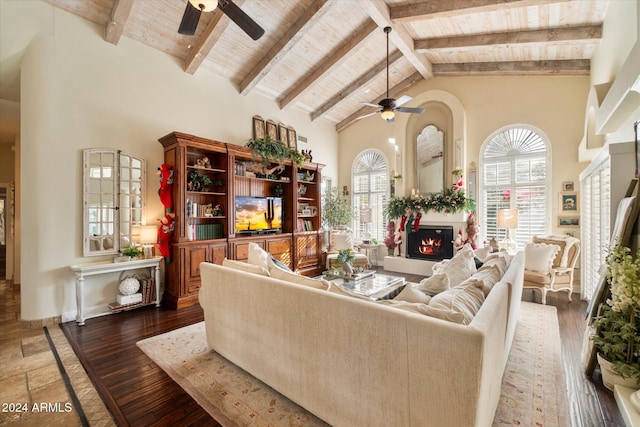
[247,242,270,271]
[270,267,330,290]
[523,269,552,285]
[222,258,270,276]
[471,265,503,296]
[432,244,477,287]
[474,246,492,262]
[427,279,485,325]
[479,253,509,276]
[393,284,432,303]
[524,243,560,274]
[416,273,450,296]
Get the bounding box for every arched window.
[480,126,551,249]
[352,150,389,242]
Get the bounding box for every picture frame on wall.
[559,192,579,213]
[558,216,580,227]
[252,116,265,140]
[287,126,297,150]
[266,120,278,141]
[562,181,574,191]
[278,123,288,145]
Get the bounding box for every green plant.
[591,243,640,383]
[121,245,142,258]
[246,135,305,167]
[188,169,212,191]
[322,187,355,228]
[336,248,355,265]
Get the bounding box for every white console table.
[70,257,162,326]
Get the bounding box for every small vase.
[597,353,640,391]
[342,262,353,276]
[387,248,394,256]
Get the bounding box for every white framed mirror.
[416,125,444,194]
[83,149,146,256]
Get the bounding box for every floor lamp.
[497,208,518,253]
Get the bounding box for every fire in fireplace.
[407,225,454,261]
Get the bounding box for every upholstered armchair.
[523,235,580,304]
[325,229,369,269]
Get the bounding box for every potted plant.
[322,187,355,229]
[246,135,305,167]
[187,169,212,192]
[591,242,640,390]
[121,245,142,260]
[336,248,355,276]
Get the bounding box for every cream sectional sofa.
[199,251,524,427]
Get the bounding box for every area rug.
[137,301,569,427]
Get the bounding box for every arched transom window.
[352,150,389,242]
[480,126,551,248]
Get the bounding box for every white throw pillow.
[416,273,450,295]
[471,265,503,296]
[393,284,432,303]
[427,280,485,325]
[270,267,330,290]
[332,232,353,251]
[434,244,477,287]
[524,243,561,274]
[222,258,270,276]
[247,242,270,271]
[479,253,509,276]
[474,246,492,262]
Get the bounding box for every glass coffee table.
[322,270,405,300]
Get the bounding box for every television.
[235,196,282,234]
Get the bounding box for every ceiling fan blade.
[355,111,380,121]
[218,0,265,40]
[394,95,412,107]
[360,101,382,108]
[178,2,202,35]
[396,106,425,114]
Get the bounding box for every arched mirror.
[83,149,146,256]
[416,125,444,194]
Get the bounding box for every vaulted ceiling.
[42,0,610,131]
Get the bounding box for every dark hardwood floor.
[61,271,624,427]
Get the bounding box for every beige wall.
[339,75,589,241]
[3,1,338,321]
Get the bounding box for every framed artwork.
[562,181,574,191]
[557,216,580,227]
[278,123,288,145]
[252,116,265,140]
[559,192,579,213]
[287,126,297,150]
[266,120,277,141]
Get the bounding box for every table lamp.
[138,225,158,258]
[497,208,518,253]
[359,205,372,242]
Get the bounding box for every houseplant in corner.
[591,242,640,391]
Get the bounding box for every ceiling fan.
[356,26,424,123]
[178,0,265,40]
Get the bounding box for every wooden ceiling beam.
[432,59,590,75]
[239,0,332,96]
[105,0,135,45]
[279,20,379,110]
[390,0,570,22]
[336,71,424,132]
[311,49,403,122]
[359,0,432,79]
[184,1,247,75]
[415,25,602,52]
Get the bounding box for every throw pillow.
[473,246,492,262]
[416,273,450,296]
[471,265,503,296]
[479,253,509,275]
[434,244,477,287]
[222,258,270,276]
[427,279,485,325]
[270,267,330,290]
[332,232,353,251]
[393,284,432,303]
[532,236,566,267]
[268,254,292,272]
[247,242,270,271]
[524,243,561,274]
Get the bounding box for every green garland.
[246,135,306,167]
[384,188,475,220]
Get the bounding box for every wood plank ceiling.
[44,0,609,132]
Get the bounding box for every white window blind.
[480,127,551,249]
[352,151,389,242]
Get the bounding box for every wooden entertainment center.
[159,131,325,308]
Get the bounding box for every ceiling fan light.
[188,0,217,12]
[381,110,395,121]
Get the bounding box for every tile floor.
[0,279,114,426]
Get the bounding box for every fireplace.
[407,225,454,261]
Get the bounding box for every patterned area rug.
[136,301,568,427]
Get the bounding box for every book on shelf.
[187,223,224,241]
